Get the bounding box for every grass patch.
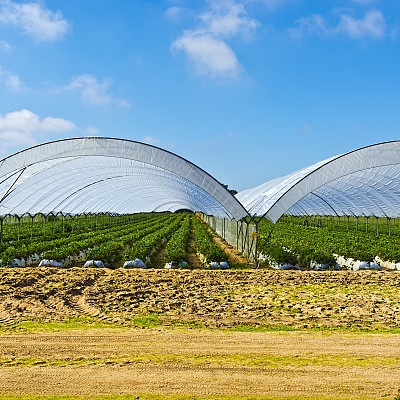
[130,314,162,328]
[2,353,400,368]
[0,317,123,333]
[3,317,400,335]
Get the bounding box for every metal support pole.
[0,217,3,243]
[376,217,379,235]
[31,215,34,238]
[17,216,21,241]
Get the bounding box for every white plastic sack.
[219,261,229,270]
[164,262,176,269]
[353,261,369,271]
[369,262,381,271]
[11,258,25,267]
[84,260,106,268]
[39,259,63,267]
[209,262,219,270]
[178,261,189,268]
[123,259,147,269]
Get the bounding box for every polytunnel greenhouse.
[0,137,248,219]
[2,137,400,266]
[237,140,400,223]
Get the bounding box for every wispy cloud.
[0,109,76,149]
[165,6,184,20]
[0,0,70,42]
[171,0,258,78]
[142,136,160,146]
[65,74,130,108]
[85,126,100,135]
[291,9,387,40]
[337,9,386,39]
[0,39,11,51]
[0,65,24,92]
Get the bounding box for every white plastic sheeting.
[237,141,400,222]
[0,137,248,219]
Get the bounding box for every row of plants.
[162,216,191,264]
[0,214,174,266]
[258,218,400,265]
[192,216,227,263]
[0,213,154,254]
[283,214,400,236]
[123,215,185,265]
[0,213,151,243]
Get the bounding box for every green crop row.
[192,217,227,263]
[85,215,177,266]
[0,214,173,265]
[162,216,191,264]
[258,218,400,264]
[123,215,184,264]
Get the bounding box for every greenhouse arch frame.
[237,140,400,223]
[0,137,249,220]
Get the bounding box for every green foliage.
[258,218,400,267]
[124,215,184,264]
[0,214,175,266]
[192,217,227,263]
[163,216,191,264]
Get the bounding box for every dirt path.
[0,328,399,398]
[211,232,252,266]
[187,225,202,269]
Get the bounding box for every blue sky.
[0,0,399,191]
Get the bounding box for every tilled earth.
[1,268,400,399]
[0,267,400,329]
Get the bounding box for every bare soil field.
[1,268,400,399]
[1,328,400,399]
[1,268,400,329]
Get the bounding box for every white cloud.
[142,136,160,146]
[199,1,258,38]
[172,32,240,77]
[165,6,184,20]
[336,9,386,39]
[0,109,76,149]
[66,74,130,108]
[291,13,329,37]
[0,39,11,51]
[171,0,258,78]
[0,0,70,42]
[291,9,387,40]
[85,126,100,135]
[0,65,24,92]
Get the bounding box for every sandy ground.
[1,268,400,329]
[0,328,399,398]
[1,268,400,398]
